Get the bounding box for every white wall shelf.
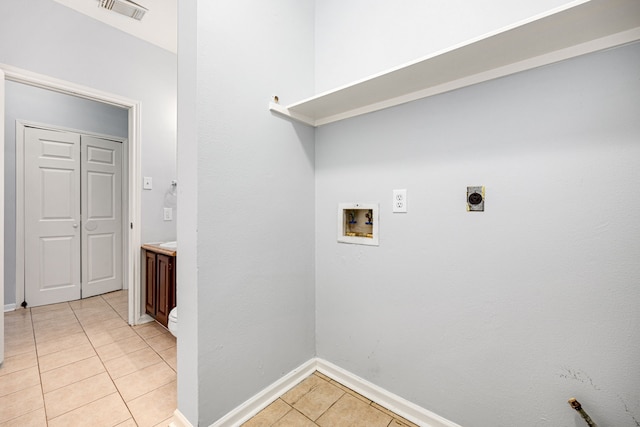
[270,0,640,127]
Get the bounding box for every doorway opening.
[1,64,143,326]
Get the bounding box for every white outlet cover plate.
[393,189,407,213]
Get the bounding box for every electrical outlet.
[467,186,485,211]
[163,207,173,221]
[393,189,407,213]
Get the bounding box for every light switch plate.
[143,177,153,190]
[164,207,173,221]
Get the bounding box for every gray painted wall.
[314,0,575,92]
[178,1,316,424]
[0,0,177,253]
[3,81,128,305]
[315,42,640,427]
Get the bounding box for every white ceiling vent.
[99,0,147,21]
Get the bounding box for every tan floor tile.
[116,309,129,321]
[4,316,32,333]
[44,372,116,419]
[0,366,40,398]
[158,346,177,371]
[133,321,168,340]
[36,332,90,357]
[104,347,163,379]
[31,310,76,325]
[4,325,33,339]
[109,300,129,312]
[242,399,291,427]
[102,290,127,301]
[96,335,149,362]
[115,418,138,427]
[82,317,129,333]
[128,380,176,427]
[4,324,34,338]
[40,356,106,393]
[114,361,176,402]
[69,297,107,310]
[3,339,36,359]
[281,374,326,406]
[0,351,38,377]
[153,416,175,427]
[0,408,46,427]
[48,392,131,427]
[292,380,344,421]
[272,409,316,427]
[85,325,138,347]
[4,307,31,317]
[33,322,83,343]
[145,332,176,352]
[0,385,44,424]
[389,418,421,427]
[32,313,77,330]
[30,302,71,313]
[314,371,332,382]
[371,403,420,427]
[38,342,96,373]
[329,380,372,404]
[76,310,121,326]
[317,394,391,427]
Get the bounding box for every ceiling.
[53,0,177,53]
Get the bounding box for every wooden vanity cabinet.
[143,246,176,327]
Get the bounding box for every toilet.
[168,307,178,337]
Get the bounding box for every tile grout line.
[56,294,136,425]
[0,308,46,426]
[6,292,174,427]
[99,291,176,425]
[30,305,51,425]
[98,292,146,427]
[309,373,345,426]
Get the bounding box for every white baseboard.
[170,409,193,427]
[4,304,16,312]
[316,358,462,427]
[200,357,461,427]
[210,358,317,426]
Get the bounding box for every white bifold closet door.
[24,127,122,307]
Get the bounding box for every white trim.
[209,358,317,427]
[0,70,5,364]
[205,358,461,427]
[4,304,16,313]
[271,1,640,128]
[170,409,194,427]
[0,64,143,325]
[316,359,462,427]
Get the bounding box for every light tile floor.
[243,372,420,427]
[4,294,416,427]
[1,290,177,427]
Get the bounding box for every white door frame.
[1,63,143,325]
[16,122,127,305]
[1,70,5,364]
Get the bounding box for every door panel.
[25,127,81,306]
[155,254,172,326]
[81,135,122,298]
